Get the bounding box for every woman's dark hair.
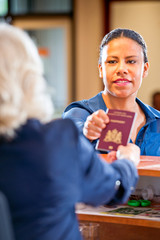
[99,28,148,65]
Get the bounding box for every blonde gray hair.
[0,23,54,139]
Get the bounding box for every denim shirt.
[63,92,160,156]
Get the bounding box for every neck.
[102,92,138,112]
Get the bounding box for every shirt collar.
[136,98,160,122]
[87,93,160,122]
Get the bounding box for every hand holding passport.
[96,109,136,152]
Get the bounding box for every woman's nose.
[116,61,128,75]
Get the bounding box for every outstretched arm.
[78,136,140,206]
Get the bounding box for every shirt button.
[115,180,121,190]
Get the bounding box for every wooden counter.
[100,155,160,177]
[77,204,160,240]
[78,202,160,240]
[78,156,160,240]
[78,208,160,228]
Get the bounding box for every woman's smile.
[113,78,131,86]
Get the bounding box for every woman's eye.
[107,60,117,64]
[127,60,136,64]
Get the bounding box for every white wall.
[110,1,160,105]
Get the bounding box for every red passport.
[96,109,136,152]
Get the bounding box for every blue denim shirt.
[63,92,160,156]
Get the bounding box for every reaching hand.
[116,143,140,166]
[83,109,109,141]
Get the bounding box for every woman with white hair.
[0,23,139,240]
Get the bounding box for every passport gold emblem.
[103,129,122,144]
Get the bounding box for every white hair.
[0,23,54,139]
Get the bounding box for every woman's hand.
[83,109,109,141]
[107,143,140,166]
[116,143,140,166]
[107,151,117,162]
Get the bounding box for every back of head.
[0,23,53,139]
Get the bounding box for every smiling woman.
[99,37,149,102]
[63,28,160,156]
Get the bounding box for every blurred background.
[0,0,160,117]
